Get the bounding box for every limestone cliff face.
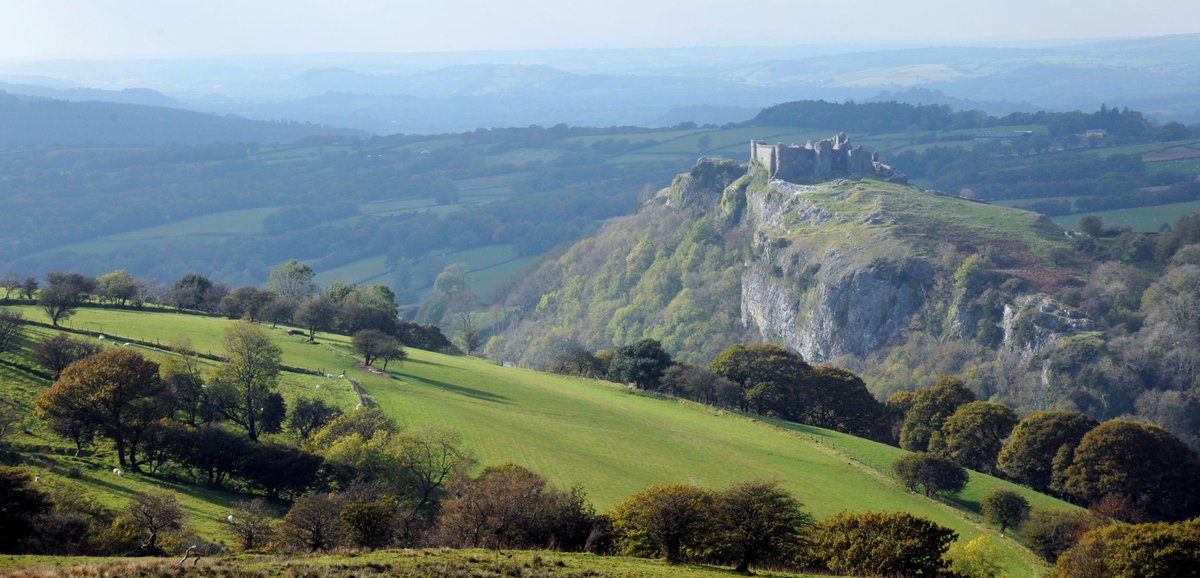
[489,157,1094,407]
[737,178,933,361]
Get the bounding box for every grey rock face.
[739,181,931,361]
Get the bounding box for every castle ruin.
[750,133,904,183]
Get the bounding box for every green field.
[1,305,1064,576]
[1052,199,1200,232]
[311,244,532,301]
[33,207,276,257]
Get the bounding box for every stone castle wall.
[750,133,888,183]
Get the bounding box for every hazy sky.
[1,0,1197,60]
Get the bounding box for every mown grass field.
[0,304,1067,576]
[1051,199,1200,233]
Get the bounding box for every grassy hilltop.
[0,304,1069,576]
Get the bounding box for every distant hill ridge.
[0,92,362,149]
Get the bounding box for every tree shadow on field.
[403,373,512,404]
[403,357,449,368]
[942,493,983,515]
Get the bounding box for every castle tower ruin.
[750,133,897,183]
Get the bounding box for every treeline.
[751,99,1195,142]
[891,144,1199,214]
[549,340,887,439]
[0,263,455,352]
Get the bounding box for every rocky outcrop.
[1002,294,1096,361]
[738,179,931,361]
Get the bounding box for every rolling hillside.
[0,303,1069,576]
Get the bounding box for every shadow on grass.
[402,373,512,404]
[403,357,450,368]
[943,494,983,515]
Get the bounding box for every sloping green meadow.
[1,304,1063,575]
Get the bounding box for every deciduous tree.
[288,397,342,441]
[998,410,1098,492]
[1060,419,1200,521]
[899,375,976,452]
[0,310,23,358]
[353,328,397,367]
[39,280,83,326]
[611,483,712,563]
[225,499,273,551]
[930,400,1017,473]
[894,452,968,498]
[34,348,171,468]
[267,259,316,303]
[96,270,137,305]
[709,343,810,415]
[167,273,213,311]
[980,489,1030,534]
[293,295,336,342]
[608,338,674,390]
[813,511,956,577]
[213,321,282,441]
[279,493,346,552]
[125,491,182,553]
[1050,518,1200,578]
[710,480,813,573]
[32,332,102,378]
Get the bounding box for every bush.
[949,536,1006,578]
[894,452,968,497]
[708,480,813,573]
[438,464,596,551]
[1018,508,1105,562]
[812,510,957,576]
[610,483,712,563]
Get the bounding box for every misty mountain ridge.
[0,93,362,149]
[1,34,1197,133]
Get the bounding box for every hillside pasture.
[0,305,1063,575]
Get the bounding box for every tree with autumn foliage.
[1059,419,1200,521]
[611,483,713,563]
[35,348,172,469]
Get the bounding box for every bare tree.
[226,499,274,551]
[0,310,23,358]
[0,273,21,301]
[279,493,346,552]
[127,491,183,553]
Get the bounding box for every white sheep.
[113,468,124,477]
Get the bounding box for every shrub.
[894,452,968,497]
[1019,508,1105,562]
[812,510,957,576]
[949,535,1006,578]
[610,483,712,563]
